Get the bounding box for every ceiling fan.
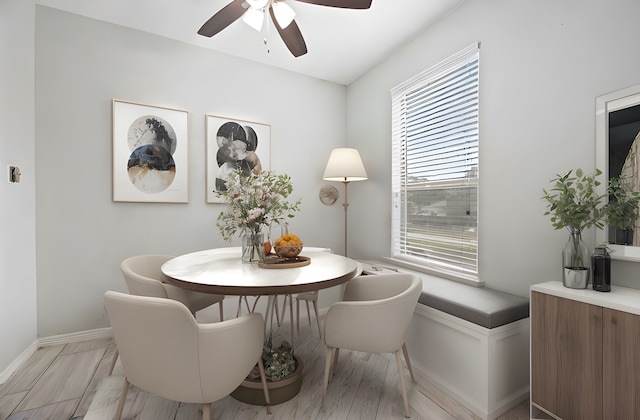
[197,0,373,57]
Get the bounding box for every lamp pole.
[342,179,350,257]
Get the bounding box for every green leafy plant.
[246,338,297,382]
[605,176,640,231]
[542,168,607,234]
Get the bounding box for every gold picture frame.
[205,114,271,203]
[112,99,189,203]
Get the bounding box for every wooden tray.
[258,255,310,269]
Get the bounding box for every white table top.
[161,247,359,296]
[531,281,640,316]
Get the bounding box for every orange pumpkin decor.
[274,233,304,258]
[274,233,303,247]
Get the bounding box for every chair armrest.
[197,313,264,400]
[324,299,412,354]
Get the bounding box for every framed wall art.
[112,99,189,203]
[206,114,271,203]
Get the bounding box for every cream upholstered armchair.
[108,254,226,375]
[321,273,422,418]
[104,291,270,420]
[120,254,225,319]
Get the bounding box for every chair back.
[104,291,263,404]
[325,273,422,354]
[120,254,174,298]
[343,272,418,302]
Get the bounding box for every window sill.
[376,257,484,287]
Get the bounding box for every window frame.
[389,42,480,284]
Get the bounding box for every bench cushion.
[359,261,530,329]
[418,285,529,329]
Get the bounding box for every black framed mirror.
[595,83,640,260]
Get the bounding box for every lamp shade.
[323,148,368,182]
[242,8,265,31]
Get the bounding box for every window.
[391,43,479,282]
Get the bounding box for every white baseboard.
[37,327,113,347]
[0,341,38,385]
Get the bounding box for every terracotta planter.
[231,358,303,406]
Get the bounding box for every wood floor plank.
[346,352,387,420]
[0,345,64,396]
[139,393,179,420]
[83,376,148,420]
[60,338,111,356]
[495,398,532,420]
[175,401,206,420]
[72,342,117,418]
[320,349,369,420]
[275,332,331,419]
[223,396,273,420]
[376,354,412,419]
[16,348,104,412]
[82,376,121,419]
[406,374,456,420]
[6,398,79,420]
[414,377,476,419]
[0,391,28,420]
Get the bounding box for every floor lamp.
[323,148,368,257]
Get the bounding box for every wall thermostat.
[9,166,20,183]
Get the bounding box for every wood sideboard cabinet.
[530,281,640,420]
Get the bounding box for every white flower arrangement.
[216,170,302,241]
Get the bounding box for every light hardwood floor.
[0,306,532,419]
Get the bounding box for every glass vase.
[562,231,589,289]
[242,230,265,263]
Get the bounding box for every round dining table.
[161,247,359,296]
[161,247,359,344]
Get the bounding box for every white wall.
[346,0,640,296]
[35,6,347,337]
[0,0,38,374]
[26,0,640,345]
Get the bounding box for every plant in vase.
[216,169,301,263]
[215,170,305,402]
[605,176,640,246]
[542,168,606,288]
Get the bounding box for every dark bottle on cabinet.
[591,245,611,292]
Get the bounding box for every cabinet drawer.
[531,291,602,420]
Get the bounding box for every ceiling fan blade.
[198,0,247,37]
[269,8,308,57]
[294,0,372,9]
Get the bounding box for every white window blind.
[391,43,479,282]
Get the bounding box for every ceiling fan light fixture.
[272,1,295,29]
[242,7,265,31]
[246,0,269,8]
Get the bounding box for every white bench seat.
[359,261,530,420]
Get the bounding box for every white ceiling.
[35,0,466,85]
